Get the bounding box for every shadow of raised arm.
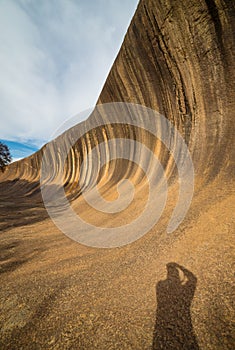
[152,263,199,350]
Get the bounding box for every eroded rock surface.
[0,1,234,349]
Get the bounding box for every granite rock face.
[2,0,234,188]
[0,1,234,349]
[98,0,234,179]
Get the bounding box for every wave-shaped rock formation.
[0,0,234,349]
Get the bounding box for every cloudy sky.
[0,0,138,159]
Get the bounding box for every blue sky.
[0,0,138,161]
[0,139,38,162]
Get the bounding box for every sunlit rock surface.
[0,0,234,349]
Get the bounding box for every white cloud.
[12,157,22,163]
[0,0,138,144]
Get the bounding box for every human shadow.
[152,263,199,350]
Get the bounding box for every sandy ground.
[0,174,234,349]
